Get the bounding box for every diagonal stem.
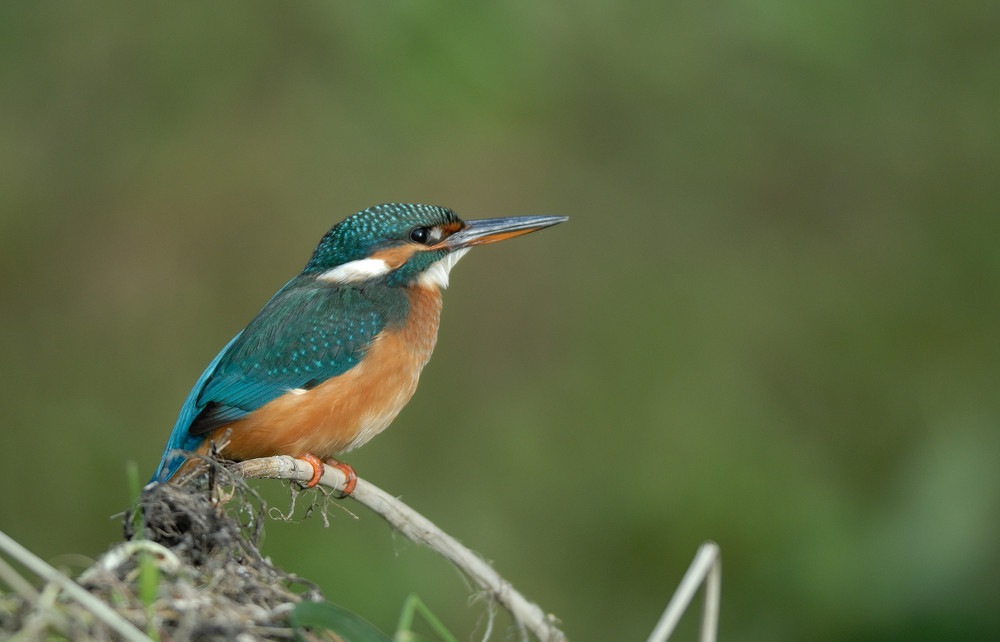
[234,455,568,642]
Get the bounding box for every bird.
[151,203,567,494]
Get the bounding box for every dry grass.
[1,473,339,641]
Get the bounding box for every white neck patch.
[418,248,470,289]
[317,258,391,284]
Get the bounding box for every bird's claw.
[297,453,357,498]
[299,453,325,488]
[326,458,357,498]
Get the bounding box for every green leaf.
[290,600,393,642]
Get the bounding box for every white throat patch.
[418,248,470,289]
[317,258,391,284]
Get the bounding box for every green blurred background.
[2,2,998,640]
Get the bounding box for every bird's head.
[303,203,567,289]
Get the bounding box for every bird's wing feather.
[151,279,406,482]
[189,283,393,435]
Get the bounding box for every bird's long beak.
[435,215,569,250]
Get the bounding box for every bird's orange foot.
[298,453,325,488]
[296,453,357,498]
[325,458,357,498]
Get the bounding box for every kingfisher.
[151,203,567,494]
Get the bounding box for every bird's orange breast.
[208,285,443,461]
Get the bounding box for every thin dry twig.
[0,554,40,602]
[234,455,569,642]
[645,541,721,642]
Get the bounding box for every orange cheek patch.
[370,245,419,269]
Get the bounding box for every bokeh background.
[2,2,998,640]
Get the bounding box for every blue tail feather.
[150,333,243,483]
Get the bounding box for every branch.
[234,455,568,642]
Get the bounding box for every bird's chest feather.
[217,286,443,459]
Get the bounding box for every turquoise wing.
[151,279,406,482]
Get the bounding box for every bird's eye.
[409,227,430,244]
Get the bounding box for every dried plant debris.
[2,475,343,641]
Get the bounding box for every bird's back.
[152,276,436,481]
